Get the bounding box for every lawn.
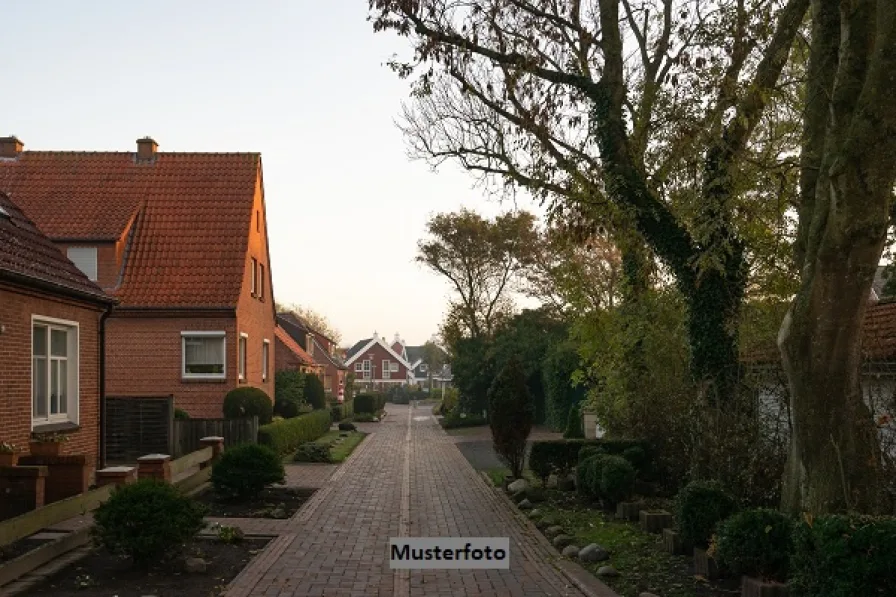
[292,430,366,463]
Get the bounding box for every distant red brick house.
[0,192,115,464]
[277,313,347,396]
[274,325,321,375]
[344,332,413,391]
[0,136,276,418]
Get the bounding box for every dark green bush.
[440,412,488,428]
[338,422,357,432]
[563,404,584,438]
[715,508,793,581]
[355,393,386,414]
[174,408,190,420]
[529,439,649,478]
[542,340,586,431]
[354,413,378,423]
[212,444,285,500]
[274,369,305,405]
[576,455,603,498]
[579,445,603,463]
[223,387,273,425]
[674,480,738,548]
[274,398,302,419]
[257,409,332,455]
[622,446,647,471]
[488,358,535,478]
[599,455,637,505]
[303,374,326,410]
[528,443,554,486]
[790,514,896,597]
[293,442,332,463]
[91,479,205,565]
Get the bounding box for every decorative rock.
[183,557,208,574]
[561,545,580,557]
[507,478,529,493]
[597,565,620,577]
[518,499,533,510]
[528,508,542,519]
[552,534,573,548]
[544,525,565,539]
[578,543,610,563]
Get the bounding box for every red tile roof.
[0,151,261,308]
[0,192,112,303]
[275,325,316,367]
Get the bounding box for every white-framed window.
[181,331,226,379]
[382,359,391,379]
[32,317,79,426]
[262,339,270,382]
[238,333,248,381]
[67,247,98,282]
[420,364,428,373]
[362,359,371,379]
[259,263,265,299]
[250,258,258,296]
[355,362,363,372]
[391,362,399,373]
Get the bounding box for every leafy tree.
[450,335,495,414]
[371,0,810,403]
[778,0,896,514]
[277,303,342,344]
[417,209,537,339]
[421,340,446,391]
[488,358,535,478]
[542,339,586,432]
[303,374,327,410]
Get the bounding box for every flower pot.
[694,547,721,579]
[616,501,642,521]
[29,441,63,457]
[741,576,789,597]
[663,528,691,555]
[0,453,18,466]
[639,509,673,533]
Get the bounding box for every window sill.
[32,421,80,434]
[181,377,226,384]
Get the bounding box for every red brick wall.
[350,342,410,383]
[53,242,119,290]
[104,315,238,418]
[235,171,276,402]
[0,283,103,462]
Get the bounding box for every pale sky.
[3,1,543,347]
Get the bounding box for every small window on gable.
[256,210,261,233]
[67,247,98,282]
[250,257,258,296]
[259,263,265,299]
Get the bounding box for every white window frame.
[238,333,248,381]
[362,359,371,379]
[355,362,363,372]
[419,363,428,373]
[391,362,399,373]
[31,316,80,427]
[262,339,270,382]
[382,359,391,379]
[66,247,98,282]
[259,263,265,299]
[181,331,226,380]
[250,258,258,296]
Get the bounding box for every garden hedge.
[354,393,387,414]
[528,439,650,476]
[257,409,332,454]
[329,399,354,422]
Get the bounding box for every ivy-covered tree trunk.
[778,0,896,514]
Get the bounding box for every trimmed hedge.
[330,399,354,423]
[529,439,649,477]
[716,508,793,582]
[674,480,738,548]
[354,393,386,414]
[223,387,273,425]
[257,409,332,455]
[790,514,896,597]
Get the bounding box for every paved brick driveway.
[225,404,584,597]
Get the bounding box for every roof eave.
[0,269,116,306]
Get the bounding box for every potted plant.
[716,508,793,597]
[0,442,21,466]
[30,431,69,457]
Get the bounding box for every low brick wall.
[17,455,91,505]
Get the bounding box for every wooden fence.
[172,417,258,458]
[104,396,174,464]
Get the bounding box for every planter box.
[639,509,672,533]
[616,501,642,521]
[29,442,63,457]
[0,453,19,467]
[742,576,789,597]
[662,528,691,555]
[694,547,721,579]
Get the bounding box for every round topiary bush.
[579,445,603,463]
[716,508,793,581]
[599,455,637,505]
[674,479,738,548]
[91,479,206,565]
[576,455,603,498]
[211,444,285,500]
[223,387,273,424]
[303,374,327,410]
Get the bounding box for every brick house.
[0,192,115,465]
[275,324,321,375]
[277,313,347,397]
[344,332,413,391]
[0,136,276,418]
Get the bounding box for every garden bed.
[0,537,57,563]
[193,486,313,519]
[19,537,270,596]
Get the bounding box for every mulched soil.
[194,486,314,518]
[20,537,270,597]
[0,537,56,563]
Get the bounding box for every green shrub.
[576,455,603,498]
[212,444,285,500]
[790,514,896,597]
[440,412,488,428]
[338,422,357,432]
[529,439,649,478]
[223,387,273,425]
[715,508,793,581]
[442,387,459,414]
[528,444,554,486]
[542,340,586,431]
[355,393,386,414]
[274,369,305,404]
[274,398,302,419]
[91,479,205,565]
[257,409,332,454]
[488,359,535,478]
[293,442,332,463]
[432,400,444,415]
[599,455,636,505]
[622,446,647,471]
[174,408,190,420]
[674,480,738,548]
[563,404,584,438]
[579,445,603,463]
[303,374,326,410]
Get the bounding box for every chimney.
[0,136,23,158]
[136,136,158,161]
[393,332,401,344]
